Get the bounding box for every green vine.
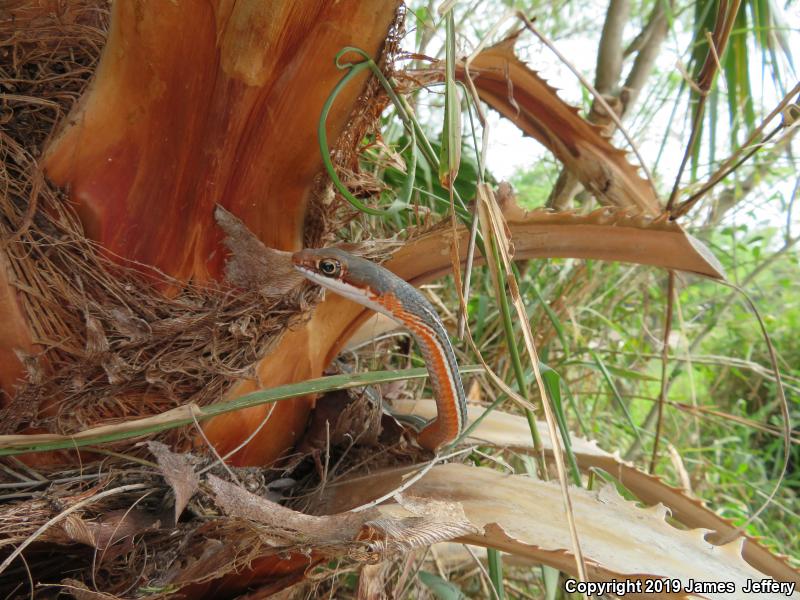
[319,47,416,216]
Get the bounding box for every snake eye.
[318,258,341,277]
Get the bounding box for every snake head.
[292,247,394,308]
[291,248,349,282]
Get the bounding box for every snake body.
[292,247,466,450]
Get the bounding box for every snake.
[292,247,466,451]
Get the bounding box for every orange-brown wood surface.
[0,252,35,400]
[44,0,399,279]
[202,325,324,466]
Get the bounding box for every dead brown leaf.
[395,399,800,587]
[207,474,477,556]
[148,441,200,523]
[320,463,799,600]
[413,34,661,214]
[214,205,304,296]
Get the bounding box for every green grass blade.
[709,84,718,173]
[561,378,590,439]
[439,9,462,188]
[542,565,560,600]
[541,367,582,486]
[589,467,640,501]
[418,571,466,600]
[0,365,485,457]
[525,280,570,358]
[564,358,658,382]
[589,351,644,446]
[487,548,506,600]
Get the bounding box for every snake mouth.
[290,250,317,270]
